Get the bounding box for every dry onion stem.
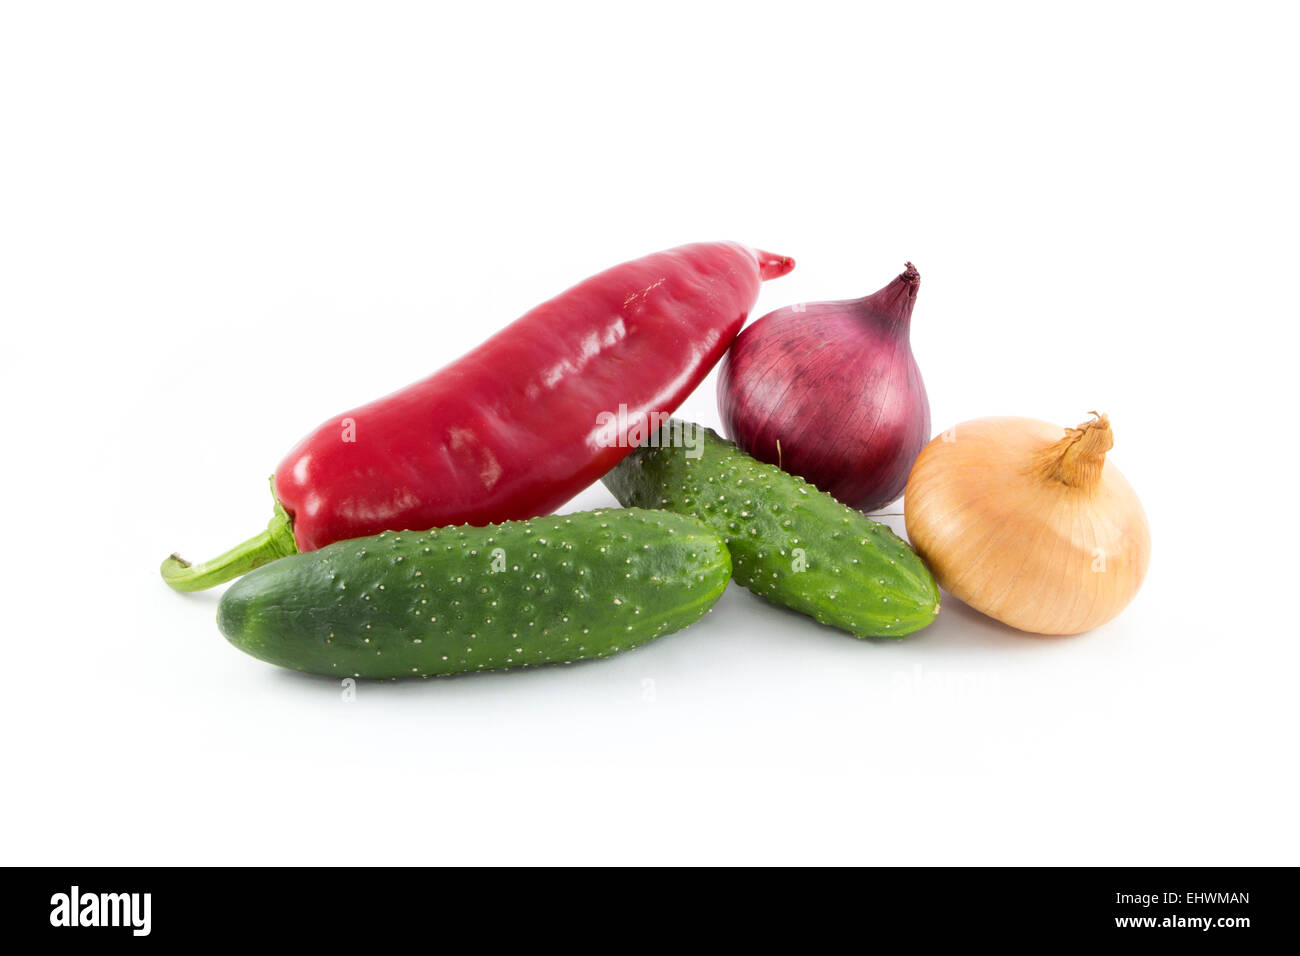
[903,413,1150,635]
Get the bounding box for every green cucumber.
[602,421,940,638]
[217,508,731,679]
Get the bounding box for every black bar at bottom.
[8,866,1288,943]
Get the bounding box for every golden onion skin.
[903,415,1150,635]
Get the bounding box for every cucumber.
[602,421,939,638]
[217,508,731,679]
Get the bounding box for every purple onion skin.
[717,264,930,512]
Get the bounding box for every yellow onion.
[903,413,1149,635]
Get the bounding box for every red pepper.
[162,241,793,590]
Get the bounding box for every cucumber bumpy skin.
[217,508,731,679]
[603,422,940,638]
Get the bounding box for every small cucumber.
[602,421,939,638]
[217,508,731,679]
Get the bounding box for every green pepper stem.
[161,481,298,592]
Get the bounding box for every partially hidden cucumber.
[217,508,731,679]
[602,421,940,638]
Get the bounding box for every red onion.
[717,263,930,511]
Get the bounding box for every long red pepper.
[162,241,793,590]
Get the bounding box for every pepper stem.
[754,249,796,280]
[160,479,298,592]
[1033,412,1113,491]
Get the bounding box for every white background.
[2,1,1296,865]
